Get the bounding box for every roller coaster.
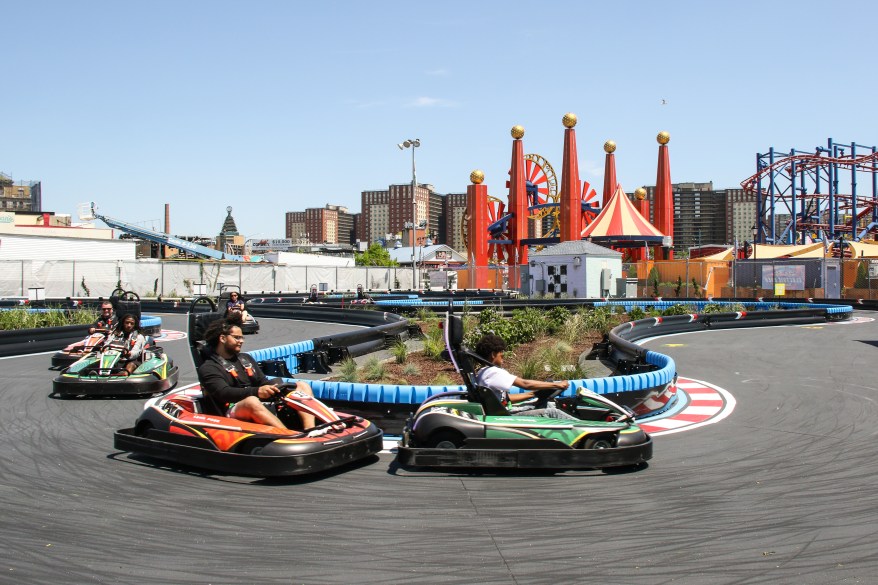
[741,138,878,245]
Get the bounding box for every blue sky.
[4,1,877,238]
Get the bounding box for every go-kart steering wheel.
[267,382,299,406]
[531,386,566,409]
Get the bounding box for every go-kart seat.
[188,312,225,368]
[444,313,509,417]
[114,298,142,325]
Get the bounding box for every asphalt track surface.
[1,312,877,584]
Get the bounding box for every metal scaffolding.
[741,138,878,244]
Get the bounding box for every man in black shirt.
[197,318,315,429]
[89,301,116,334]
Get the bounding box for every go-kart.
[397,309,653,470]
[112,297,383,477]
[114,382,384,476]
[52,290,179,398]
[52,339,179,398]
[51,288,132,368]
[51,330,109,369]
[218,285,259,334]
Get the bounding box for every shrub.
[627,306,646,320]
[559,313,584,345]
[0,306,98,331]
[510,352,542,380]
[422,328,446,361]
[337,358,358,383]
[545,306,571,334]
[580,306,614,334]
[855,262,869,288]
[662,303,695,316]
[390,340,408,364]
[362,357,386,381]
[402,363,420,377]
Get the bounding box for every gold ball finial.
[511,125,525,139]
[604,140,617,154]
[562,113,578,128]
[657,131,670,145]
[634,187,647,200]
[470,170,485,185]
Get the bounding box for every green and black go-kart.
[397,308,653,470]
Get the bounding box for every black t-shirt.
[197,351,270,415]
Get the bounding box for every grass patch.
[337,357,358,383]
[390,340,408,364]
[0,306,98,331]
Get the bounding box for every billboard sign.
[250,238,292,252]
[761,264,805,290]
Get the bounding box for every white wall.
[529,254,622,298]
[264,251,354,267]
[0,234,135,261]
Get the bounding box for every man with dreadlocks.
[197,315,316,429]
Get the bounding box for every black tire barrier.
[0,324,89,358]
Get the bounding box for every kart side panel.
[114,426,383,477]
[397,436,652,469]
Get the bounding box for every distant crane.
[81,202,253,262]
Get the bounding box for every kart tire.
[582,437,614,450]
[427,430,465,449]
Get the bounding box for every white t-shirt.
[475,366,517,404]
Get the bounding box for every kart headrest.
[190,312,225,344]
[115,300,141,325]
[446,314,464,348]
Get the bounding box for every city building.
[216,207,244,256]
[361,183,432,246]
[0,174,41,212]
[723,188,758,244]
[285,211,307,243]
[443,192,468,252]
[643,181,758,253]
[286,204,357,245]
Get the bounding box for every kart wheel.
[134,420,153,437]
[428,430,465,449]
[582,436,614,450]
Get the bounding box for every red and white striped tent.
[581,184,667,247]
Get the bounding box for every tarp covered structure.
[750,243,827,259]
[582,185,667,247]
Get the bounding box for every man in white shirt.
[473,334,577,420]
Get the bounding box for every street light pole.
[398,138,420,289]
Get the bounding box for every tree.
[355,243,400,267]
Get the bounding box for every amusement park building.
[526,240,623,299]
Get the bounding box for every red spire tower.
[632,187,651,261]
[508,125,528,265]
[559,113,581,242]
[602,140,618,202]
[466,169,489,288]
[652,131,674,259]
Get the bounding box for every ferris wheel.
[580,180,600,237]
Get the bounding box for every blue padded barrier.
[305,380,466,404]
[249,340,315,375]
[141,315,162,329]
[374,299,484,307]
[250,299,847,414]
